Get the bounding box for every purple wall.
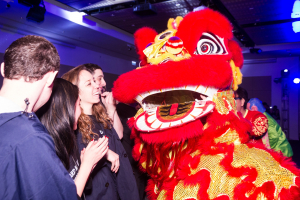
[241,57,299,140]
[239,76,272,106]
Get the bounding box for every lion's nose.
[166,36,183,55]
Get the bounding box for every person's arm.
[265,113,293,157]
[74,137,109,197]
[110,109,123,139]
[106,149,120,173]
[101,92,124,139]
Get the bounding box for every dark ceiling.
[222,0,300,46]
[55,0,300,47]
[88,0,199,35]
[56,0,199,34]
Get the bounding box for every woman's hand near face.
[106,149,120,173]
[100,91,124,139]
[101,92,116,114]
[81,136,109,169]
[75,136,108,197]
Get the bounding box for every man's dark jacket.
[0,112,78,200]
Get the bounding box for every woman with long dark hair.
[62,64,139,200]
[37,78,109,198]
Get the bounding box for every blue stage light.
[281,69,290,78]
[292,0,300,32]
[294,78,300,84]
[292,21,300,33]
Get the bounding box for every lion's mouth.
[134,85,217,132]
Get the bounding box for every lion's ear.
[167,16,183,30]
[134,27,157,66]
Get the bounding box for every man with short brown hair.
[3,35,60,81]
[0,35,77,200]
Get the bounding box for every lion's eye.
[194,32,227,55]
[201,44,209,53]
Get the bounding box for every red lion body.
[113,9,300,200]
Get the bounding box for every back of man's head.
[4,35,60,81]
[1,35,60,112]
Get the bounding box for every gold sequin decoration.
[189,154,241,199]
[185,128,297,199]
[173,180,200,200]
[214,128,241,145]
[213,90,236,115]
[232,145,296,198]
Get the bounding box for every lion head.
[113,8,244,143]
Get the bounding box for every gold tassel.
[230,60,243,91]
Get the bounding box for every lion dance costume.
[113,9,300,200]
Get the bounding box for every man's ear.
[247,102,251,110]
[46,71,58,87]
[1,62,5,78]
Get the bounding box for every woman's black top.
[76,115,139,200]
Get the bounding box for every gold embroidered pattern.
[233,145,296,198]
[213,90,236,115]
[252,117,268,136]
[189,154,242,199]
[183,129,297,199]
[214,128,241,145]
